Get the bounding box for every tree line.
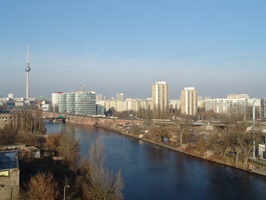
[0,109,124,200]
[20,129,124,200]
[111,107,265,170]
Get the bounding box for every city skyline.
[1,1,266,99]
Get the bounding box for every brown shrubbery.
[21,172,59,200]
[79,140,124,200]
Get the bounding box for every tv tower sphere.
[25,44,31,99]
[25,64,31,72]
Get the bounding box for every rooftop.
[0,151,19,170]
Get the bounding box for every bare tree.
[145,123,169,143]
[0,125,16,145]
[80,140,124,200]
[44,133,62,152]
[58,129,80,170]
[208,114,263,168]
[175,117,192,147]
[21,172,59,200]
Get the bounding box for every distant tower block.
[25,44,31,99]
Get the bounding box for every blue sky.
[0,0,266,99]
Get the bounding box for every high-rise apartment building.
[205,98,247,114]
[181,87,198,115]
[152,81,169,112]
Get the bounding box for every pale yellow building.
[181,87,198,115]
[126,98,139,111]
[152,81,169,112]
[105,99,117,111]
[139,98,152,109]
[116,100,127,112]
[104,98,153,112]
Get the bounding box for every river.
[46,122,266,200]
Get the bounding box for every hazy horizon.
[1,1,266,99]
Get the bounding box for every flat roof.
[0,151,18,170]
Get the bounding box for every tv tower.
[25,44,31,99]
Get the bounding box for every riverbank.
[93,124,266,177]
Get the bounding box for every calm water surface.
[46,123,266,200]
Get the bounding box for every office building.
[58,93,67,113]
[181,87,198,115]
[58,91,96,116]
[66,92,75,114]
[75,91,96,115]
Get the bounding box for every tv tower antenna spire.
[25,44,31,99]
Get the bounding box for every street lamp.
[252,102,256,159]
[63,185,70,200]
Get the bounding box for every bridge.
[42,112,141,126]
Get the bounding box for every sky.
[0,0,266,99]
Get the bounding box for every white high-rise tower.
[152,81,169,112]
[181,87,198,115]
[25,44,31,99]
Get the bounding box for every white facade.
[247,98,260,107]
[116,93,124,101]
[0,95,36,108]
[169,99,181,110]
[258,144,265,158]
[152,81,169,111]
[52,92,64,105]
[8,93,14,98]
[96,94,106,101]
[205,98,247,114]
[181,87,198,115]
[104,98,152,112]
[227,94,250,99]
[52,92,64,112]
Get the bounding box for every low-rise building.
[0,93,36,110]
[0,151,20,200]
[20,146,41,159]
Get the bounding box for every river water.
[46,122,266,200]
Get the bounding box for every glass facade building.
[58,91,96,116]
